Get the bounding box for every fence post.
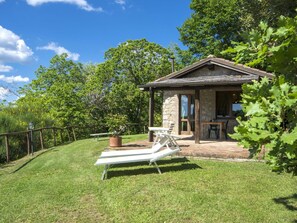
[60,129,63,144]
[40,129,44,150]
[53,128,57,146]
[4,134,9,162]
[26,131,30,155]
[72,127,76,141]
[66,127,71,142]
[30,130,34,155]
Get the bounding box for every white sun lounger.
[100,136,171,158]
[95,147,180,180]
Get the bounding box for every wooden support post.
[195,89,201,144]
[40,129,44,150]
[26,131,30,155]
[53,128,57,146]
[148,88,155,142]
[4,134,9,162]
[177,95,181,135]
[72,127,76,141]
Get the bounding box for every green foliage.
[232,77,297,175]
[223,15,297,82]
[0,111,26,163]
[0,112,21,133]
[106,114,128,136]
[179,0,297,57]
[239,0,297,30]
[179,0,242,57]
[19,54,91,127]
[0,39,177,162]
[104,39,171,130]
[82,62,113,125]
[1,39,171,138]
[104,39,171,85]
[167,43,197,70]
[223,15,297,175]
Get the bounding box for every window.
[216,91,242,118]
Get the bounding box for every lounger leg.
[101,165,109,180]
[153,162,162,174]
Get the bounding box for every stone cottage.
[140,56,273,143]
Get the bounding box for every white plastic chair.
[149,122,176,145]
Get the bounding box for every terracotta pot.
[109,136,122,147]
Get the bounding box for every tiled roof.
[142,74,258,88]
[157,56,273,81]
[140,56,273,90]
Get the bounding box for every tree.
[20,54,89,127]
[179,0,242,57]
[223,16,297,175]
[179,0,297,57]
[240,0,297,30]
[167,43,197,71]
[224,15,297,83]
[232,77,297,175]
[104,39,172,130]
[82,62,113,126]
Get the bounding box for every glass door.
[180,94,195,134]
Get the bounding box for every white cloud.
[0,64,13,72]
[115,0,125,5]
[115,0,126,10]
[0,26,34,64]
[0,75,30,83]
[26,0,103,12]
[0,0,5,3]
[37,42,80,61]
[0,87,10,100]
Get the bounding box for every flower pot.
[109,136,122,147]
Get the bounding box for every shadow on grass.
[273,193,297,223]
[93,138,109,142]
[120,144,148,148]
[273,193,297,211]
[105,157,202,179]
[0,141,75,173]
[10,148,56,173]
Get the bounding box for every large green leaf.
[245,102,265,116]
[281,126,297,145]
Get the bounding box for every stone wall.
[162,89,237,139]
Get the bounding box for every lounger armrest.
[158,133,182,140]
[170,134,182,140]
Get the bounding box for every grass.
[0,134,296,223]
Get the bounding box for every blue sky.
[0,0,192,102]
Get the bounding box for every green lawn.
[0,134,296,223]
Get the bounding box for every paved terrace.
[120,135,252,160]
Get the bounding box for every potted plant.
[106,114,127,147]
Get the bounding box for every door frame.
[179,94,195,135]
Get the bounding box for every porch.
[122,136,251,159]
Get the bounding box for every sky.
[0,0,192,102]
